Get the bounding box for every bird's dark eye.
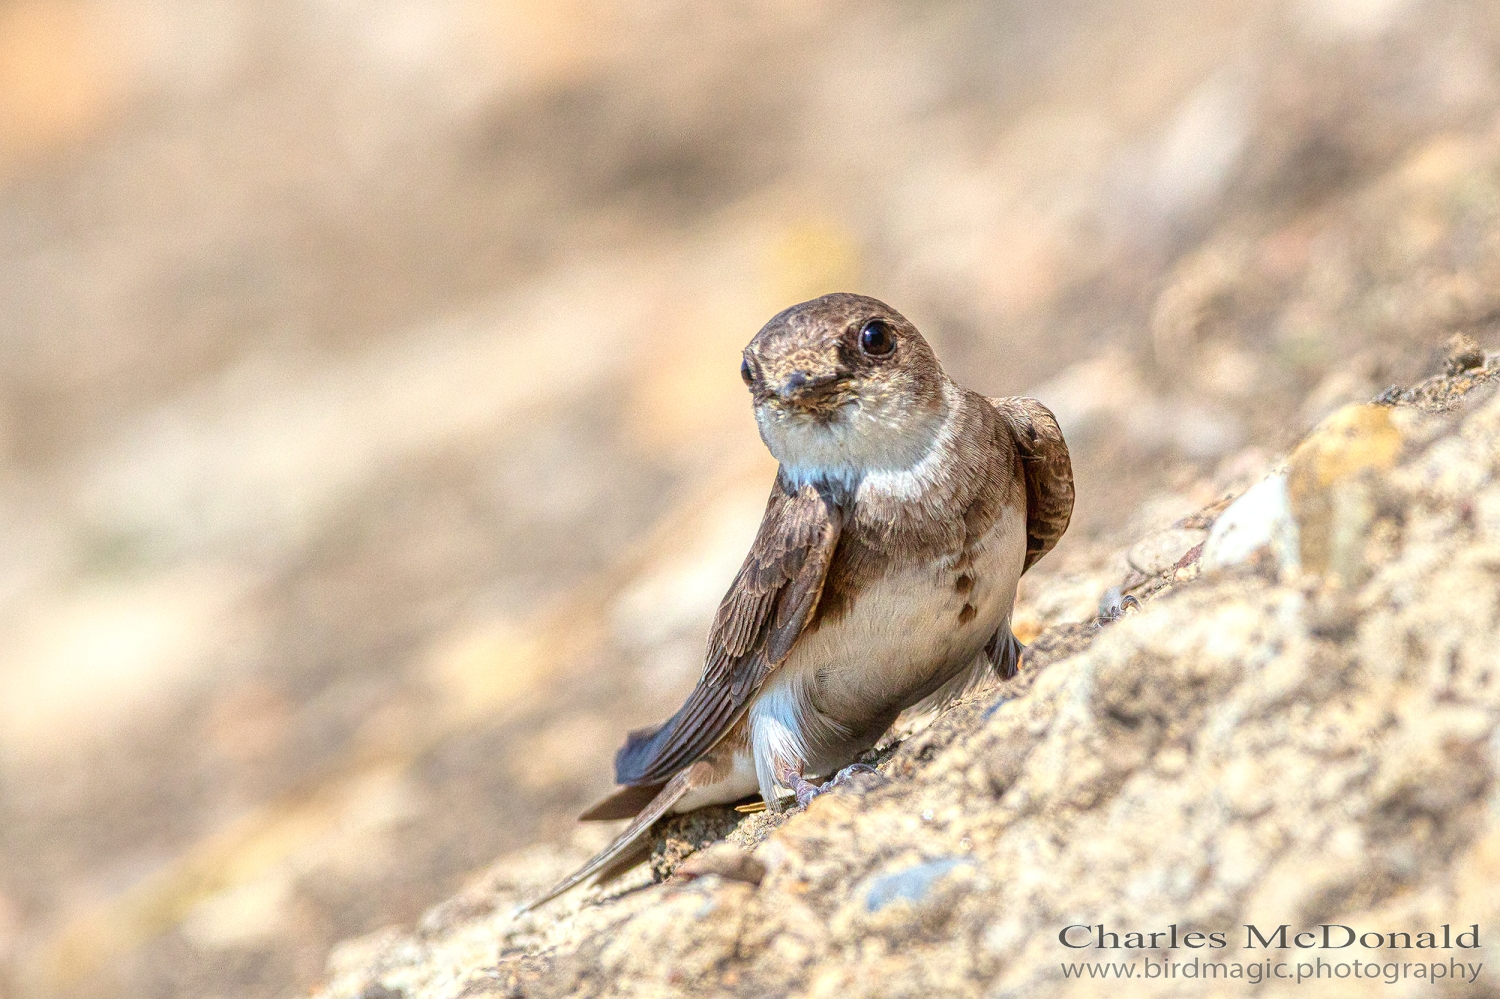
[860,319,895,356]
[740,357,755,385]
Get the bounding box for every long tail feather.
[521,761,712,912]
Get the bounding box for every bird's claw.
[779,762,886,810]
[1095,588,1142,627]
[828,762,885,790]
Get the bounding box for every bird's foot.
[778,763,886,810]
[1095,588,1142,628]
[777,764,823,810]
[827,762,887,792]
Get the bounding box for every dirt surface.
[3,2,1500,998]
[315,367,1500,999]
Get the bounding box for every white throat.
[761,379,960,491]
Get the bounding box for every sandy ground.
[1,1,1498,996]
[312,366,1500,999]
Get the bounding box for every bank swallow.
[528,293,1073,909]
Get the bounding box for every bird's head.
[741,293,949,486]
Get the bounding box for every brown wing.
[613,474,842,786]
[988,396,1074,571]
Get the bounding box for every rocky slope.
[312,358,1500,998]
[8,3,1500,996]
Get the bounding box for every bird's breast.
[790,500,1027,727]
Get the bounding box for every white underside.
[670,502,1027,812]
[673,750,760,813]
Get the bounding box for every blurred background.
[1,0,1498,996]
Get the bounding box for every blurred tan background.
[1,1,1498,996]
